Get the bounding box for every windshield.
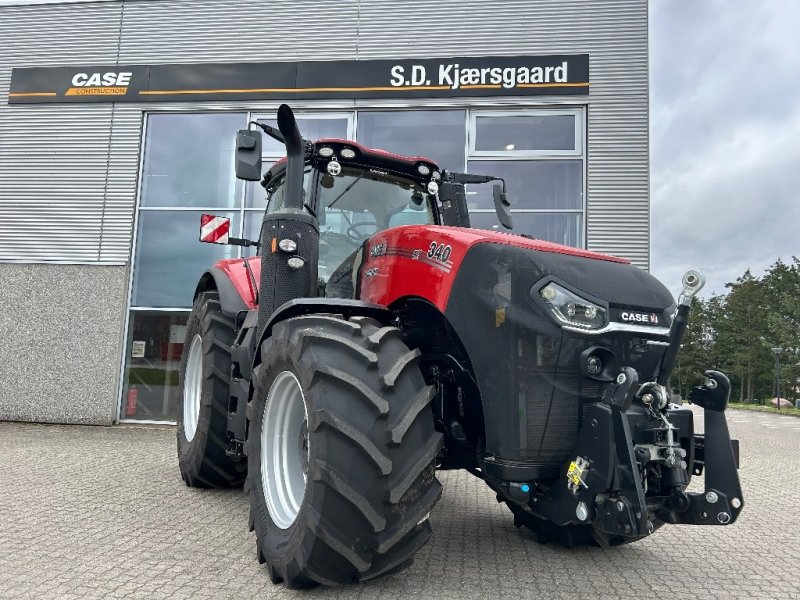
[317,166,435,282]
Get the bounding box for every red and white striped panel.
[199,214,230,244]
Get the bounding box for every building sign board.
[8,55,589,104]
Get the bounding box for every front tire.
[247,315,443,587]
[177,290,246,488]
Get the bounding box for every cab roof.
[265,138,440,185]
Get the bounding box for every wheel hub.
[261,371,309,529]
[183,334,203,442]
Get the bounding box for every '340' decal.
[427,241,452,263]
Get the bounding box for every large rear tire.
[247,315,443,588]
[177,290,246,488]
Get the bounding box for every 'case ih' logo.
[65,72,132,96]
[620,311,660,325]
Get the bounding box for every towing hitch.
[661,371,744,525]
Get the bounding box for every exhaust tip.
[277,104,297,138]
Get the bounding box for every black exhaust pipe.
[277,104,304,210]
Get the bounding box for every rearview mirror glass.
[199,214,231,244]
[235,129,263,181]
[493,182,513,229]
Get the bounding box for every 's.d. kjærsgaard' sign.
[8,55,589,104]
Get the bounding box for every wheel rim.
[262,370,309,529]
[183,334,203,442]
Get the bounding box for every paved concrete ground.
[1,408,798,600]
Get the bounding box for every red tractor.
[177,105,743,588]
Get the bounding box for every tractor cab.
[260,139,441,288]
[202,112,509,301]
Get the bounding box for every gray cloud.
[650,0,800,298]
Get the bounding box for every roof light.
[427,181,439,195]
[327,160,341,176]
[340,147,356,159]
[417,164,431,176]
[431,171,441,181]
[318,146,334,158]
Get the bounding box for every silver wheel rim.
[183,334,203,442]
[262,370,309,529]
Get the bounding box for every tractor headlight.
[537,282,606,330]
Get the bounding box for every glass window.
[316,166,434,281]
[473,113,579,153]
[469,212,582,247]
[265,168,313,214]
[466,160,583,210]
[122,311,189,421]
[257,117,349,155]
[140,113,246,208]
[244,163,274,209]
[132,211,240,308]
[357,110,466,172]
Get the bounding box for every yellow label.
[65,86,128,96]
[495,307,506,327]
[567,461,583,486]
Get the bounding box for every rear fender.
[194,267,249,318]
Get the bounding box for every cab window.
[265,167,313,214]
[316,167,434,283]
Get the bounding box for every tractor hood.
[441,236,675,472]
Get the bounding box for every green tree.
[713,270,772,402]
[674,297,716,397]
[762,258,800,401]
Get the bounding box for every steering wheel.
[346,221,379,242]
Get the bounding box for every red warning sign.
[199,214,230,244]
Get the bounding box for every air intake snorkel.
[256,104,320,336]
[277,104,306,211]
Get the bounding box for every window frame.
[468,109,583,158]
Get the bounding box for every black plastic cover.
[257,211,319,340]
[445,242,675,470]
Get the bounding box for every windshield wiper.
[327,172,365,210]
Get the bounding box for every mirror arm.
[250,120,313,156]
[227,237,260,249]
[250,120,284,145]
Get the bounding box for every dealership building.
[0,0,649,425]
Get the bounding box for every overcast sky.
[649,0,800,299]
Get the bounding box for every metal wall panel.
[0,0,648,267]
[0,3,123,262]
[354,0,650,267]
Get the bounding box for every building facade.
[0,0,649,425]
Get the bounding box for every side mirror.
[493,182,513,230]
[235,129,262,181]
